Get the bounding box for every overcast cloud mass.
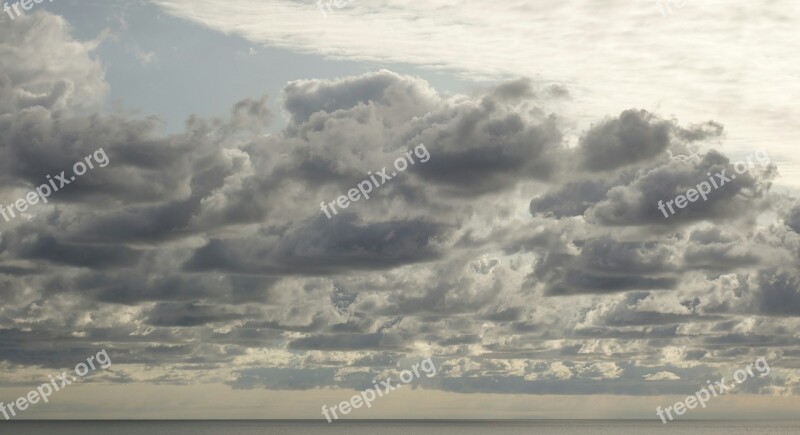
[0,0,799,421]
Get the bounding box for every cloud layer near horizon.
[1,11,800,404]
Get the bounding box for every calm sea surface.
[1,420,800,434]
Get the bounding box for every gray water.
[2,420,800,434]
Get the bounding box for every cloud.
[149,0,800,193]
[1,10,800,404]
[753,269,800,316]
[0,12,107,114]
[577,109,674,172]
[183,215,450,276]
[586,150,775,226]
[643,371,680,381]
[786,203,800,234]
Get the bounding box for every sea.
[1,420,800,434]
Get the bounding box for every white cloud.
[643,371,681,381]
[151,0,800,189]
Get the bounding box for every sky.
[0,0,799,421]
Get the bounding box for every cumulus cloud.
[577,109,673,172]
[1,10,799,403]
[643,371,680,381]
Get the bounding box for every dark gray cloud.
[289,333,402,351]
[587,150,775,226]
[146,303,246,327]
[578,109,673,172]
[16,234,143,269]
[684,228,760,271]
[73,272,277,305]
[527,236,680,296]
[754,269,800,316]
[410,103,563,194]
[1,13,799,400]
[530,179,613,218]
[183,215,449,276]
[786,203,800,234]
